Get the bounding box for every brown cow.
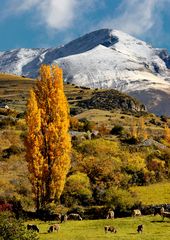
[67,213,82,220]
[104,226,117,233]
[137,224,143,233]
[48,224,60,233]
[61,214,68,223]
[160,207,170,220]
[27,224,39,232]
[106,210,114,219]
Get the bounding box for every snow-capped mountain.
[1,29,170,115]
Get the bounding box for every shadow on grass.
[151,220,167,223]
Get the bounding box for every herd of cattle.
[26,207,170,235]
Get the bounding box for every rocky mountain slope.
[77,89,146,113]
[0,29,170,115]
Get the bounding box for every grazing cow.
[27,224,39,232]
[153,207,162,216]
[67,213,82,221]
[132,209,141,217]
[160,207,170,220]
[48,224,60,233]
[104,226,117,234]
[137,224,143,233]
[61,214,68,223]
[106,210,114,219]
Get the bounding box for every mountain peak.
[0,29,170,114]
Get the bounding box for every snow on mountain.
[55,44,168,92]
[0,48,45,76]
[54,29,170,93]
[1,29,170,114]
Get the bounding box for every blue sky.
[0,0,170,51]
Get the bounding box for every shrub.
[96,123,109,135]
[146,158,166,181]
[2,145,23,159]
[110,125,124,135]
[79,118,96,132]
[61,172,92,207]
[0,211,38,240]
[0,117,16,128]
[160,115,168,122]
[0,203,13,212]
[82,206,109,219]
[122,136,138,144]
[70,117,79,130]
[16,112,25,119]
[16,119,27,131]
[104,187,139,214]
[149,118,156,125]
[37,202,61,221]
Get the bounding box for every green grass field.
[26,216,170,240]
[131,182,170,205]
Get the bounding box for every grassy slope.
[131,182,170,205]
[0,73,165,132]
[0,74,35,111]
[0,73,32,81]
[27,216,170,240]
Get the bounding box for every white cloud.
[100,0,168,36]
[1,0,170,48]
[1,0,96,30]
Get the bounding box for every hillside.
[0,73,146,114]
[0,73,167,138]
[0,73,170,213]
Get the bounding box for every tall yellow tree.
[138,117,148,141]
[164,124,170,144]
[130,117,147,141]
[130,117,137,139]
[25,65,71,211]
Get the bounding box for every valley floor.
[27,215,170,240]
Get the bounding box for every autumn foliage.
[25,65,71,211]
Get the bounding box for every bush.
[2,145,23,158]
[0,197,24,220]
[0,117,16,128]
[61,172,92,207]
[104,187,139,214]
[16,112,25,119]
[16,119,27,131]
[73,206,109,220]
[160,115,168,122]
[70,117,79,130]
[79,118,96,132]
[110,125,124,135]
[122,136,138,144]
[37,203,62,221]
[149,118,156,125]
[0,211,38,240]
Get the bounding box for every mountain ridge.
[1,29,170,115]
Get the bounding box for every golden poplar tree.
[130,118,137,139]
[164,124,170,144]
[25,65,71,210]
[138,117,148,141]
